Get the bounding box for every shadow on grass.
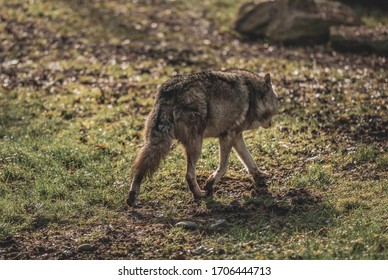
[128,176,337,239]
[205,185,335,231]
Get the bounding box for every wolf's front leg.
[184,139,206,199]
[204,136,234,196]
[233,134,269,190]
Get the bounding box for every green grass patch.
[290,164,332,189]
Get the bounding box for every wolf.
[126,69,279,206]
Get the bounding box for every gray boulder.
[235,0,362,44]
[235,1,278,37]
[330,25,388,55]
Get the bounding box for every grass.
[0,0,387,259]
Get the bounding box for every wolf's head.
[258,73,279,129]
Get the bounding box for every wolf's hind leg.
[184,138,206,199]
[127,174,143,207]
[204,136,234,196]
[233,134,269,184]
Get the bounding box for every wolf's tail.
[132,101,174,179]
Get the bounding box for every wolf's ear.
[264,73,271,85]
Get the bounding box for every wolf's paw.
[193,190,206,200]
[126,191,137,207]
[203,180,215,197]
[253,171,270,184]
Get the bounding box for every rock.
[336,0,388,10]
[330,25,388,55]
[175,221,200,230]
[217,237,226,244]
[192,246,213,255]
[235,1,278,37]
[235,0,361,44]
[77,243,95,252]
[209,219,228,231]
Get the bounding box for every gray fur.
[127,69,279,206]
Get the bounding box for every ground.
[0,0,387,259]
